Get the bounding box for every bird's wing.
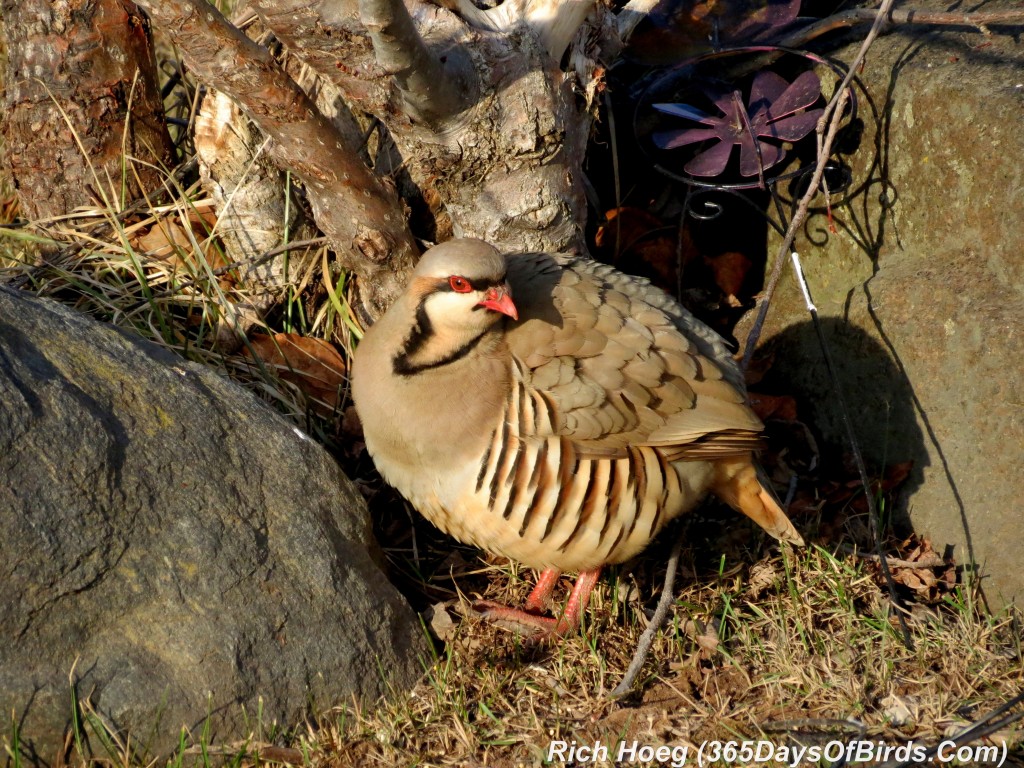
[505,252,763,459]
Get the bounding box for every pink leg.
[551,568,601,636]
[523,568,562,613]
[474,567,602,640]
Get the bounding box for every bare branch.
[361,0,470,123]
[135,0,418,315]
[436,0,523,34]
[526,0,597,61]
[778,7,1024,48]
[743,0,897,368]
[248,0,390,111]
[438,0,596,61]
[742,0,918,652]
[616,0,660,43]
[610,533,683,698]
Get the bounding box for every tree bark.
[0,0,612,318]
[128,0,609,314]
[249,0,603,255]
[134,0,419,315]
[1,0,173,221]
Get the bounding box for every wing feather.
[505,252,762,461]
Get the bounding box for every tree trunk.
[130,0,616,313]
[1,0,173,221]
[0,0,632,317]
[249,0,609,256]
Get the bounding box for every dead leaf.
[595,207,666,254]
[132,205,229,282]
[682,618,721,659]
[883,536,956,603]
[245,333,346,417]
[898,535,946,568]
[704,250,752,306]
[424,602,458,643]
[135,218,193,260]
[595,207,693,293]
[893,568,935,591]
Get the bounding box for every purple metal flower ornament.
[652,69,823,178]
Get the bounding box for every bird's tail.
[710,457,804,546]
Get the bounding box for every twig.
[360,0,469,123]
[740,0,917,652]
[739,85,850,370]
[610,533,683,697]
[611,3,911,689]
[134,0,418,315]
[880,689,1024,768]
[779,8,1024,49]
[742,0,895,368]
[791,251,915,651]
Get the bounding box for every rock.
[740,13,1024,604]
[0,286,428,761]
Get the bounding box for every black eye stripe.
[440,275,503,293]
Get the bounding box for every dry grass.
[308,529,1022,767]
[1,68,1022,768]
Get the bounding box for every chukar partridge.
[352,239,803,637]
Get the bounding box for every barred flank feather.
[467,368,699,571]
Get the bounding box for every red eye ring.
[449,275,472,293]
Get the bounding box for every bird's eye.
[449,276,472,293]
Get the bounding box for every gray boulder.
[742,17,1024,604]
[0,286,428,761]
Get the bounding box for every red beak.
[477,284,518,321]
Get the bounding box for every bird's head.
[409,239,519,338]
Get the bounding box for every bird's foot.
[472,567,602,645]
[473,600,560,630]
[471,600,577,644]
